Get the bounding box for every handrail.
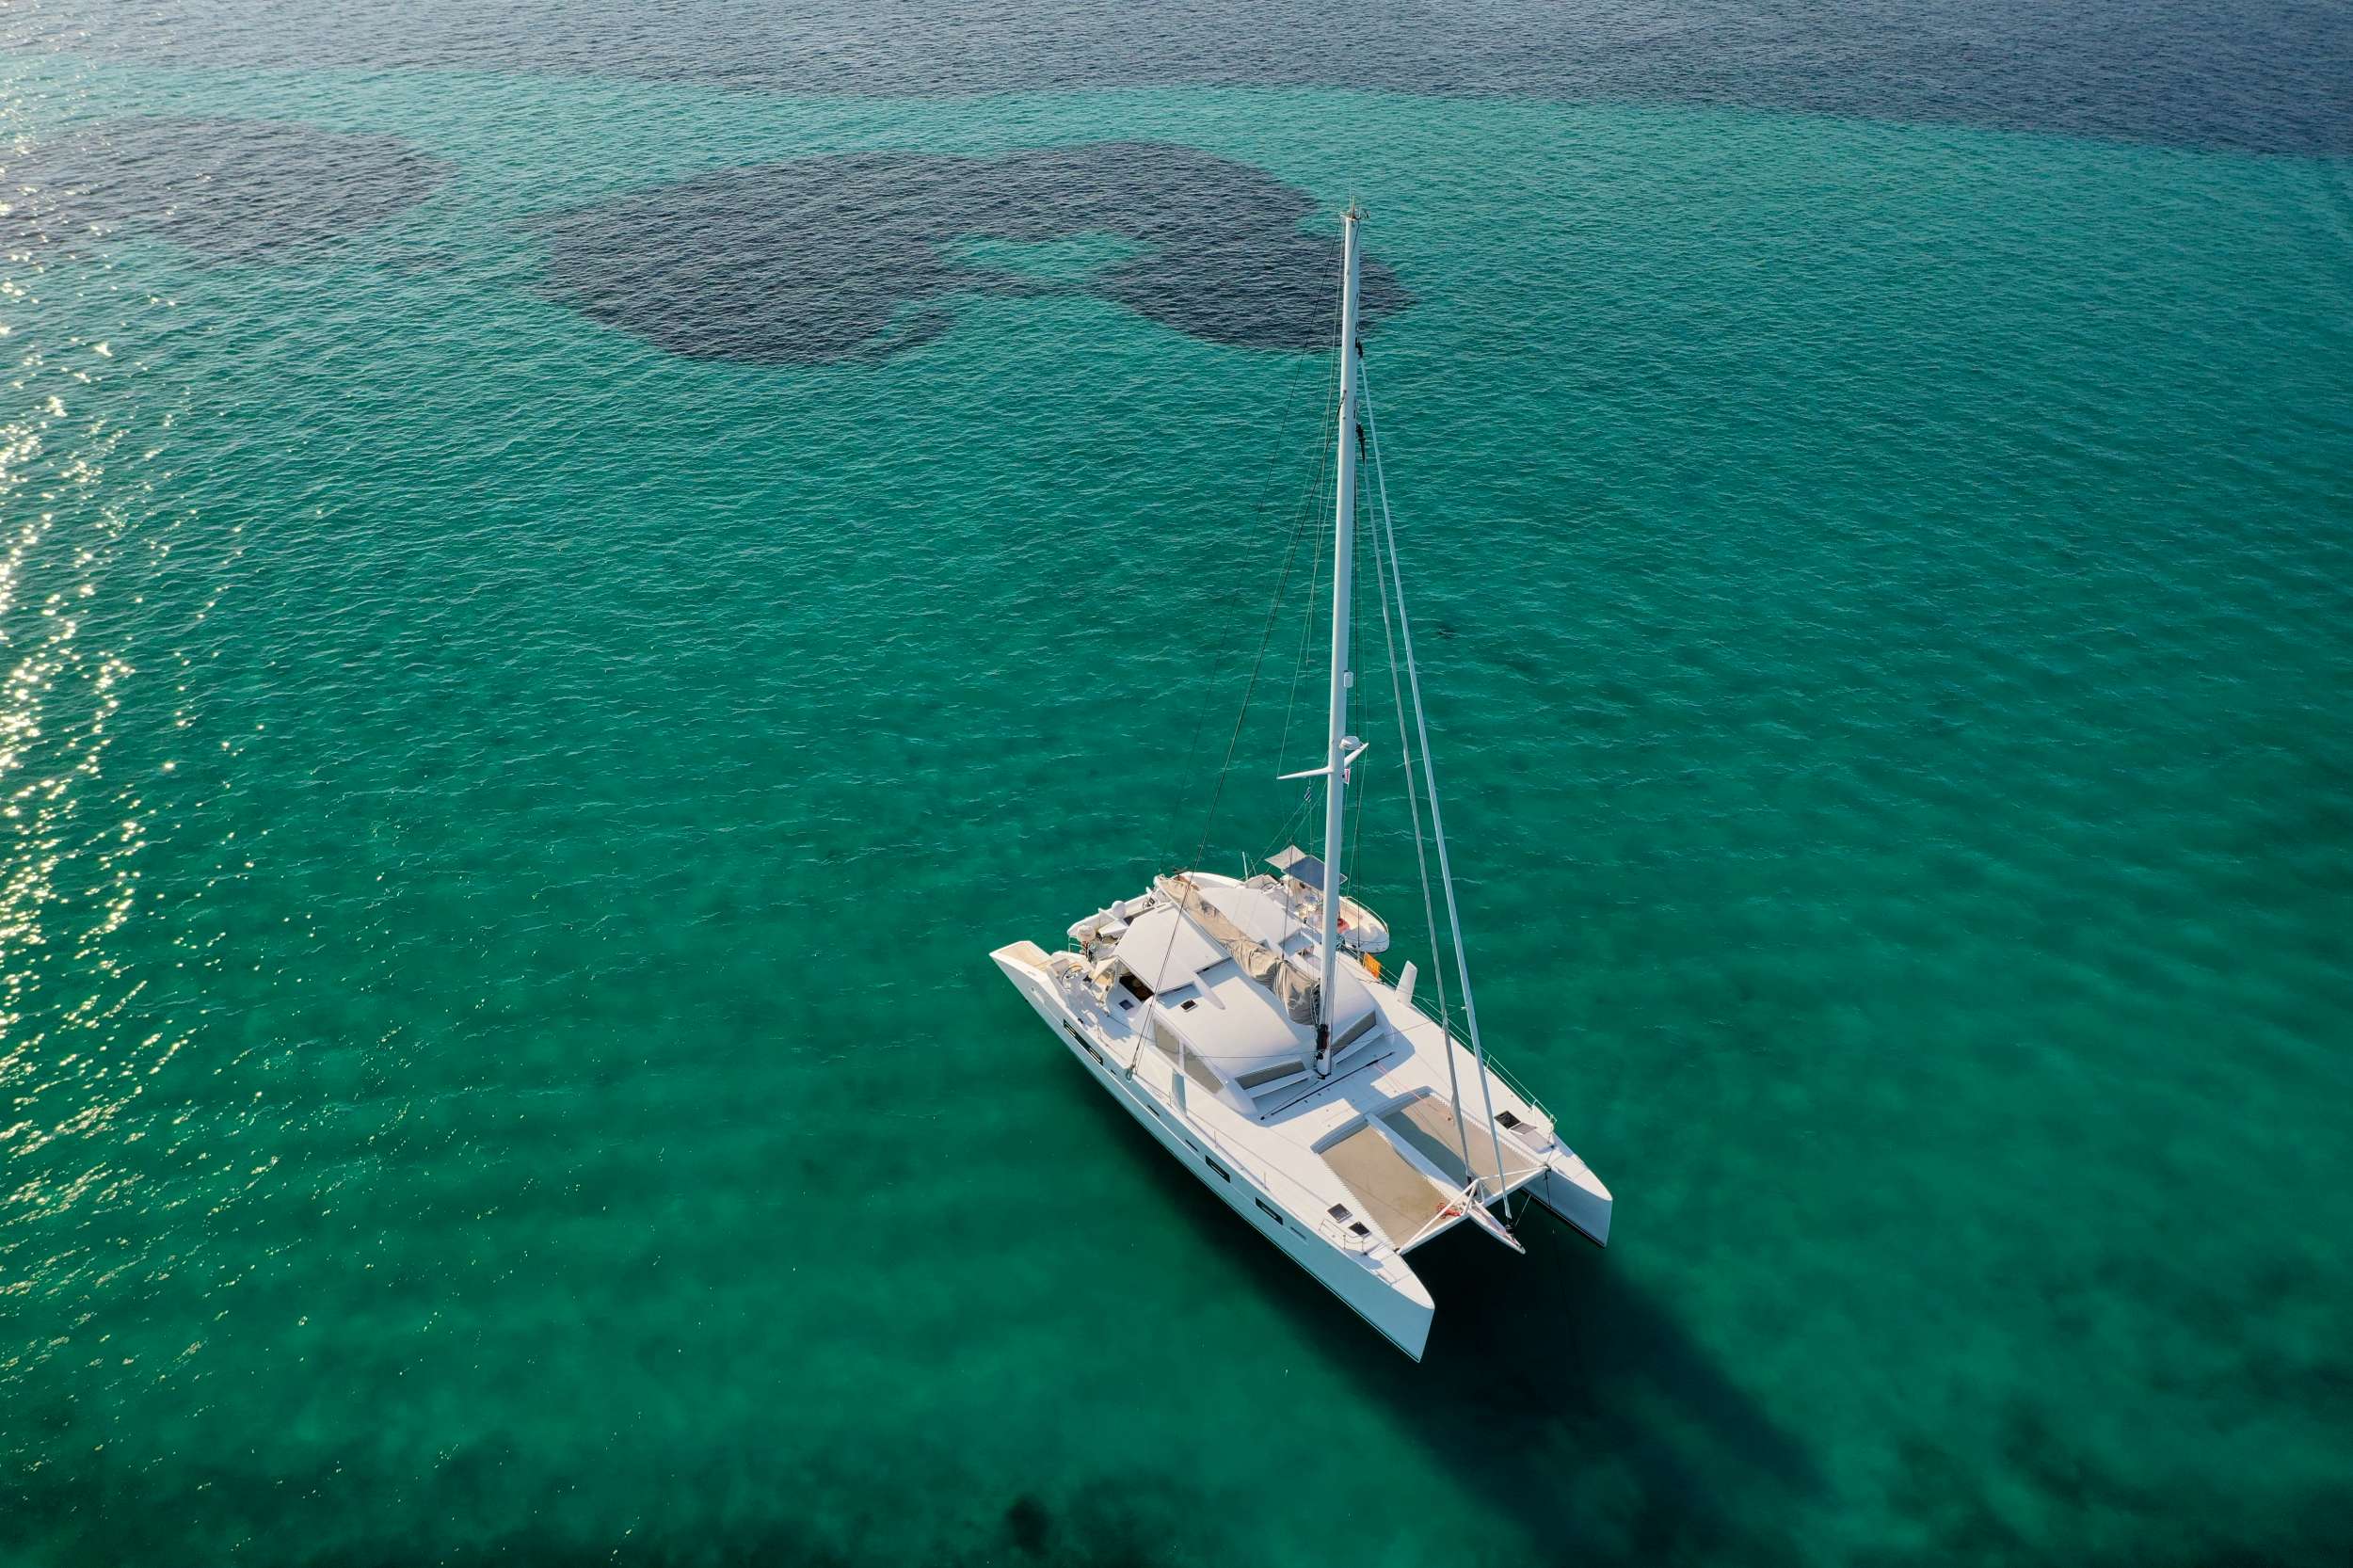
[1390,981,1554,1127]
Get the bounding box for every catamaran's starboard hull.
[1533,1148,1613,1246]
[992,941,1436,1361]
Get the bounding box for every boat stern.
[991,938,1053,982]
[992,939,1068,1020]
[1360,1253,1436,1362]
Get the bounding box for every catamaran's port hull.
[993,941,1436,1361]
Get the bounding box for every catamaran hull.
[1532,1147,1613,1247]
[992,943,1435,1361]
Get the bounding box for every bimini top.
[1110,872,1384,1114]
[1269,843,1340,892]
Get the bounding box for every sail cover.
[1155,874,1320,1024]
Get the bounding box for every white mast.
[1316,205,1364,1075]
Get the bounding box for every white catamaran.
[991,207,1610,1360]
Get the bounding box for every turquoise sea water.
[4,23,2352,1568]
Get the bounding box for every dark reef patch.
[13,117,447,264]
[528,143,1412,364]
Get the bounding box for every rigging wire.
[1365,414,1476,1184]
[1142,292,1346,1080]
[1163,340,1337,872]
[1273,464,1332,781]
[1136,280,1348,1120]
[1360,360,1515,1219]
[1184,329,1345,874]
[1193,237,1350,866]
[1270,782,1321,861]
[1346,722,1369,883]
[1344,432,1371,883]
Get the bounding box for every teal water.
[4,43,2352,1568]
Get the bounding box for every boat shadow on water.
[1401,1224,1819,1563]
[1096,1086,1823,1566]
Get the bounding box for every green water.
[4,54,2351,1568]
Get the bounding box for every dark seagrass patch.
[526,142,1413,364]
[15,117,448,263]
